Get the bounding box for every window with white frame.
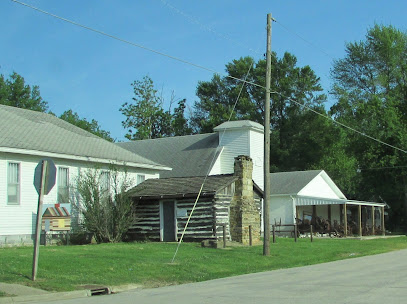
[58,167,69,204]
[100,171,111,194]
[7,162,20,205]
[137,174,145,185]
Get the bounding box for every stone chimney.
[229,155,261,245]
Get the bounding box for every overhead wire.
[12,1,407,247]
[274,20,334,60]
[13,0,404,155]
[159,0,262,56]
[171,61,256,262]
[10,0,265,91]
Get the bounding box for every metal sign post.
[32,158,56,281]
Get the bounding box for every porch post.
[381,206,385,236]
[358,204,362,237]
[344,204,347,237]
[371,206,375,235]
[295,206,299,224]
[328,205,332,236]
[312,205,317,226]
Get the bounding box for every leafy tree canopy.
[330,24,407,229]
[59,109,114,142]
[120,75,192,140]
[0,71,48,112]
[192,53,331,172]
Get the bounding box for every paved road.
[35,249,407,304]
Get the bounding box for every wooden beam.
[328,205,332,236]
[295,206,299,224]
[312,205,317,226]
[358,204,362,237]
[344,204,347,237]
[381,206,385,236]
[371,206,375,235]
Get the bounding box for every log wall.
[128,200,160,241]
[128,190,261,242]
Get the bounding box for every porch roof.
[295,196,385,208]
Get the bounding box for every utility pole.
[263,13,273,256]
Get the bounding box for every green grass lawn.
[0,236,406,292]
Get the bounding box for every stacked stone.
[230,155,261,245]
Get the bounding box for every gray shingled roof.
[118,133,220,178]
[0,104,169,169]
[270,170,323,195]
[128,174,238,199]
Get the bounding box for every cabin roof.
[128,174,237,199]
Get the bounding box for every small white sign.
[177,208,188,217]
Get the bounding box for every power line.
[359,165,407,171]
[274,20,334,60]
[11,0,407,155]
[171,53,256,263]
[159,0,263,57]
[11,0,265,91]
[270,91,407,154]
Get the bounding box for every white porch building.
[270,170,386,237]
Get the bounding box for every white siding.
[298,175,342,199]
[0,152,160,242]
[248,129,264,191]
[213,128,264,191]
[1,154,45,236]
[270,195,295,226]
[208,147,223,176]
[218,129,249,175]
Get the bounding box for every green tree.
[171,99,193,136]
[0,71,48,112]
[120,76,192,140]
[192,54,328,172]
[71,167,135,243]
[331,24,407,229]
[60,109,114,142]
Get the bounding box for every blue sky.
[1,0,406,141]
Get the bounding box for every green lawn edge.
[0,236,406,292]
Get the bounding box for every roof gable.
[214,120,264,133]
[298,171,346,199]
[43,206,70,217]
[0,105,168,169]
[270,170,346,199]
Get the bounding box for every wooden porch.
[295,201,386,237]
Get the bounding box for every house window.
[100,171,110,194]
[7,162,20,205]
[58,167,69,204]
[137,174,145,185]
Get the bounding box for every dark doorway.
[162,201,176,241]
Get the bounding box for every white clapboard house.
[0,104,170,246]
